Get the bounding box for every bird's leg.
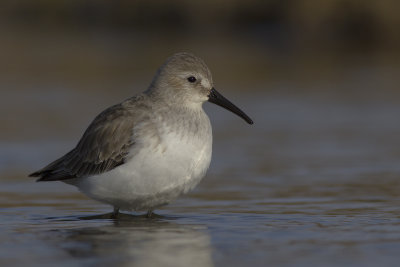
[146,210,153,218]
[111,207,119,219]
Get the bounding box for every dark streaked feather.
[29,97,142,181]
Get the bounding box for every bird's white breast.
[76,109,212,211]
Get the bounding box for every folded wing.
[29,101,136,181]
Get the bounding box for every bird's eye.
[187,76,197,83]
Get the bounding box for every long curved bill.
[208,88,254,125]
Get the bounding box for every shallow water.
[2,83,400,266]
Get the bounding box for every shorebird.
[30,52,253,218]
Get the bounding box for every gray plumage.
[30,96,146,181]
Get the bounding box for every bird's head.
[148,52,253,125]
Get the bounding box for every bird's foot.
[145,210,163,218]
[111,208,119,219]
[146,210,153,218]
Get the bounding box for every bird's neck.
[152,100,209,138]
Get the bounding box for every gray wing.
[29,100,138,181]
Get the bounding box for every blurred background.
[1,1,400,266]
[1,0,400,141]
[1,0,400,139]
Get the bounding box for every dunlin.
[30,52,253,217]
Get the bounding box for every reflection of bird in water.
[30,52,253,217]
[56,218,213,267]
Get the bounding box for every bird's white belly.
[75,130,212,211]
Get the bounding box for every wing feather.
[29,98,140,181]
